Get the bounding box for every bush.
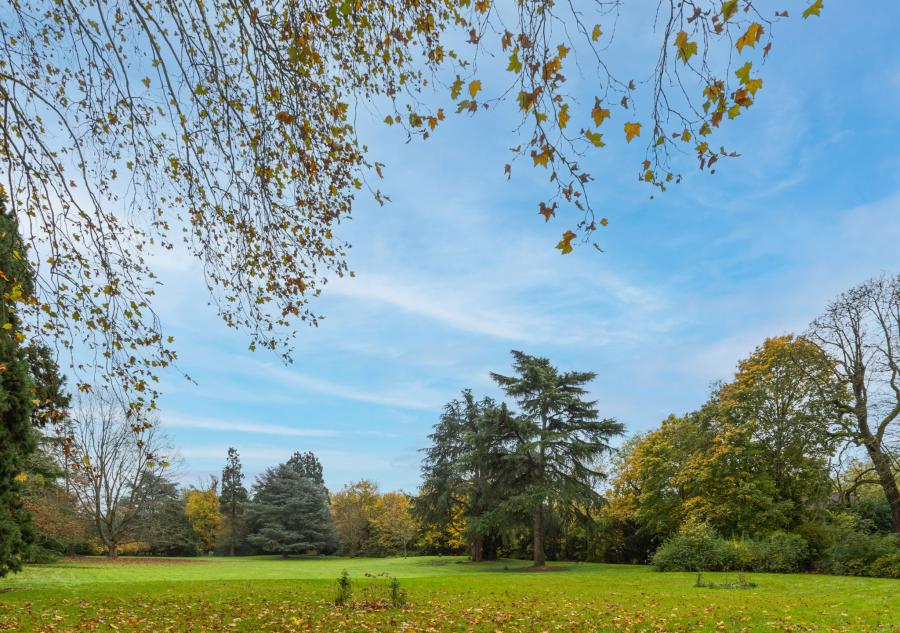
[868,553,900,579]
[652,522,808,573]
[824,531,898,577]
[651,519,718,572]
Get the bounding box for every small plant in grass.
[694,572,757,590]
[335,570,352,606]
[389,576,407,608]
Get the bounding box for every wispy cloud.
[163,413,340,438]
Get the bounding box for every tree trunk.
[229,542,235,557]
[532,505,545,567]
[865,438,900,532]
[108,541,118,560]
[470,534,484,562]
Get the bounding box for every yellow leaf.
[644,170,654,182]
[591,99,610,127]
[468,80,481,98]
[736,23,764,53]
[557,44,570,59]
[745,78,763,95]
[624,122,641,143]
[450,77,463,100]
[1,323,12,330]
[721,0,738,21]
[558,103,570,129]
[556,230,577,255]
[507,50,522,74]
[802,0,824,18]
[591,24,603,41]
[600,217,609,227]
[585,130,605,147]
[142,77,151,88]
[675,31,698,64]
[735,61,752,85]
[681,129,691,142]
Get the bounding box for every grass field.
[1,556,898,632]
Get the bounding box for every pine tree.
[491,351,624,567]
[220,448,248,556]
[0,187,36,576]
[247,462,335,557]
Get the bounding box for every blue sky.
[151,3,900,492]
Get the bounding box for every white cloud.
[163,413,339,438]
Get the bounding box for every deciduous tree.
[808,274,900,532]
[184,478,222,554]
[0,1,822,414]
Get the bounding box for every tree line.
[2,217,899,577]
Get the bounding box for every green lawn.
[1,556,898,632]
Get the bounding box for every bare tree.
[61,392,170,558]
[808,273,900,532]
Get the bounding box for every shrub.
[652,523,808,573]
[825,531,898,577]
[651,519,719,572]
[868,553,900,579]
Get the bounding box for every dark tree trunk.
[865,436,900,532]
[470,534,484,562]
[532,505,545,567]
[229,542,235,556]
[108,542,118,559]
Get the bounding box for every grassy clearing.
[1,556,898,632]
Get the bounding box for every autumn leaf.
[802,0,824,18]
[538,202,556,222]
[585,130,605,147]
[624,122,641,143]
[450,77,463,100]
[591,24,603,41]
[721,0,738,21]
[736,23,764,53]
[745,78,763,95]
[558,103,570,129]
[735,61,752,85]
[600,217,609,226]
[468,80,482,98]
[591,99,611,127]
[556,230,577,254]
[681,129,691,142]
[674,31,698,64]
[531,145,552,167]
[517,90,537,112]
[275,111,296,124]
[507,50,522,74]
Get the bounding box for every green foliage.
[247,460,336,556]
[132,474,200,557]
[389,576,406,608]
[415,391,509,561]
[824,530,900,577]
[652,520,810,573]
[0,189,36,576]
[335,569,352,606]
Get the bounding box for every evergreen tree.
[416,391,509,561]
[247,462,335,557]
[133,473,200,557]
[220,447,248,556]
[0,188,36,576]
[287,451,326,492]
[491,351,624,566]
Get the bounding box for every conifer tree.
[220,448,248,556]
[0,187,36,576]
[247,461,335,557]
[491,351,623,566]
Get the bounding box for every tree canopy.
[0,0,824,413]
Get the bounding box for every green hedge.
[651,519,900,578]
